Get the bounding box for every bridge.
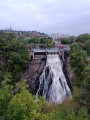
[29,45,70,61]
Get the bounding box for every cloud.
[0,0,90,36]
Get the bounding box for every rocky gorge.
[21,51,74,95]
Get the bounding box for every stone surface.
[63,51,75,91]
[21,59,45,94]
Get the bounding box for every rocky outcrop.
[66,57,75,86]
[63,51,75,91]
[21,59,45,94]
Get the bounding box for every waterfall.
[36,54,72,103]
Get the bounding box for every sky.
[0,0,90,36]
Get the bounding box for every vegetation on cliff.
[69,38,90,120]
[0,32,90,120]
[0,32,29,84]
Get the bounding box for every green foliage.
[70,44,89,85]
[70,43,90,119]
[7,85,36,120]
[60,36,75,45]
[0,32,29,84]
[0,78,89,120]
[0,78,13,120]
[85,39,90,55]
[76,34,90,43]
[60,38,69,44]
[69,36,75,44]
[0,79,50,120]
[51,106,89,120]
[7,33,16,41]
[28,37,54,48]
[76,34,90,55]
[0,32,90,120]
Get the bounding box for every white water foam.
[36,54,72,103]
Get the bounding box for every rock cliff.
[21,59,45,94]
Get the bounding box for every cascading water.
[36,54,72,103]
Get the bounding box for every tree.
[69,36,75,44]
[75,34,90,55]
[6,80,49,120]
[76,34,90,43]
[0,78,13,120]
[60,38,69,44]
[85,39,90,55]
[0,32,29,84]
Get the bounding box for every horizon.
[1,27,90,37]
[0,0,90,36]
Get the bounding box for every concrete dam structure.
[29,47,69,62]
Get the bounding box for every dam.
[29,46,72,103]
[29,45,70,61]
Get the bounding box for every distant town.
[0,26,49,38]
[0,26,72,40]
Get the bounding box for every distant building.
[50,33,70,40]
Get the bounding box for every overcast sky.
[0,0,90,36]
